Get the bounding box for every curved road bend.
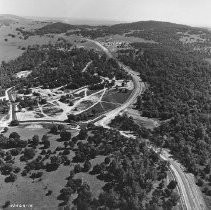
[87,39,207,210]
[86,38,143,127]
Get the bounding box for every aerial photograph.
[1,0,211,209]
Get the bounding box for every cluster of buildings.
[100,40,131,49]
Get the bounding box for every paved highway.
[86,39,144,127]
[161,150,207,210]
[88,39,207,210]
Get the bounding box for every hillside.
[31,20,211,48]
[0,14,32,26]
[110,20,190,30]
[1,16,211,208]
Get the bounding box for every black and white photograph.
[0,0,210,209]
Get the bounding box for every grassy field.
[76,39,102,52]
[86,89,99,96]
[125,108,160,130]
[0,21,102,64]
[0,43,23,63]
[74,156,106,198]
[101,101,118,111]
[102,89,132,104]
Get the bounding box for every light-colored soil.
[125,108,160,130]
[15,70,32,78]
[15,86,108,121]
[3,125,48,139]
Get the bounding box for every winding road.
[87,39,207,210]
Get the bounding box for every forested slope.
[118,41,211,201]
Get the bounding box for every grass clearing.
[74,100,94,112]
[101,101,119,111]
[205,58,211,65]
[74,172,105,198]
[102,89,132,104]
[86,89,100,96]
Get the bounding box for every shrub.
[10,120,19,126]
[91,164,102,174]
[13,167,21,174]
[83,160,91,172]
[167,180,177,190]
[20,155,27,162]
[50,124,58,134]
[78,128,87,140]
[3,127,8,133]
[0,163,13,175]
[40,149,46,155]
[60,130,71,141]
[21,170,27,176]
[2,201,10,208]
[206,190,211,196]
[58,124,65,131]
[104,157,110,164]
[63,149,70,155]
[9,132,20,140]
[46,190,52,196]
[59,187,74,201]
[30,172,43,179]
[31,135,39,146]
[10,148,21,156]
[5,172,17,182]
[72,136,78,144]
[23,148,35,160]
[74,164,82,173]
[196,178,204,187]
[69,170,75,179]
